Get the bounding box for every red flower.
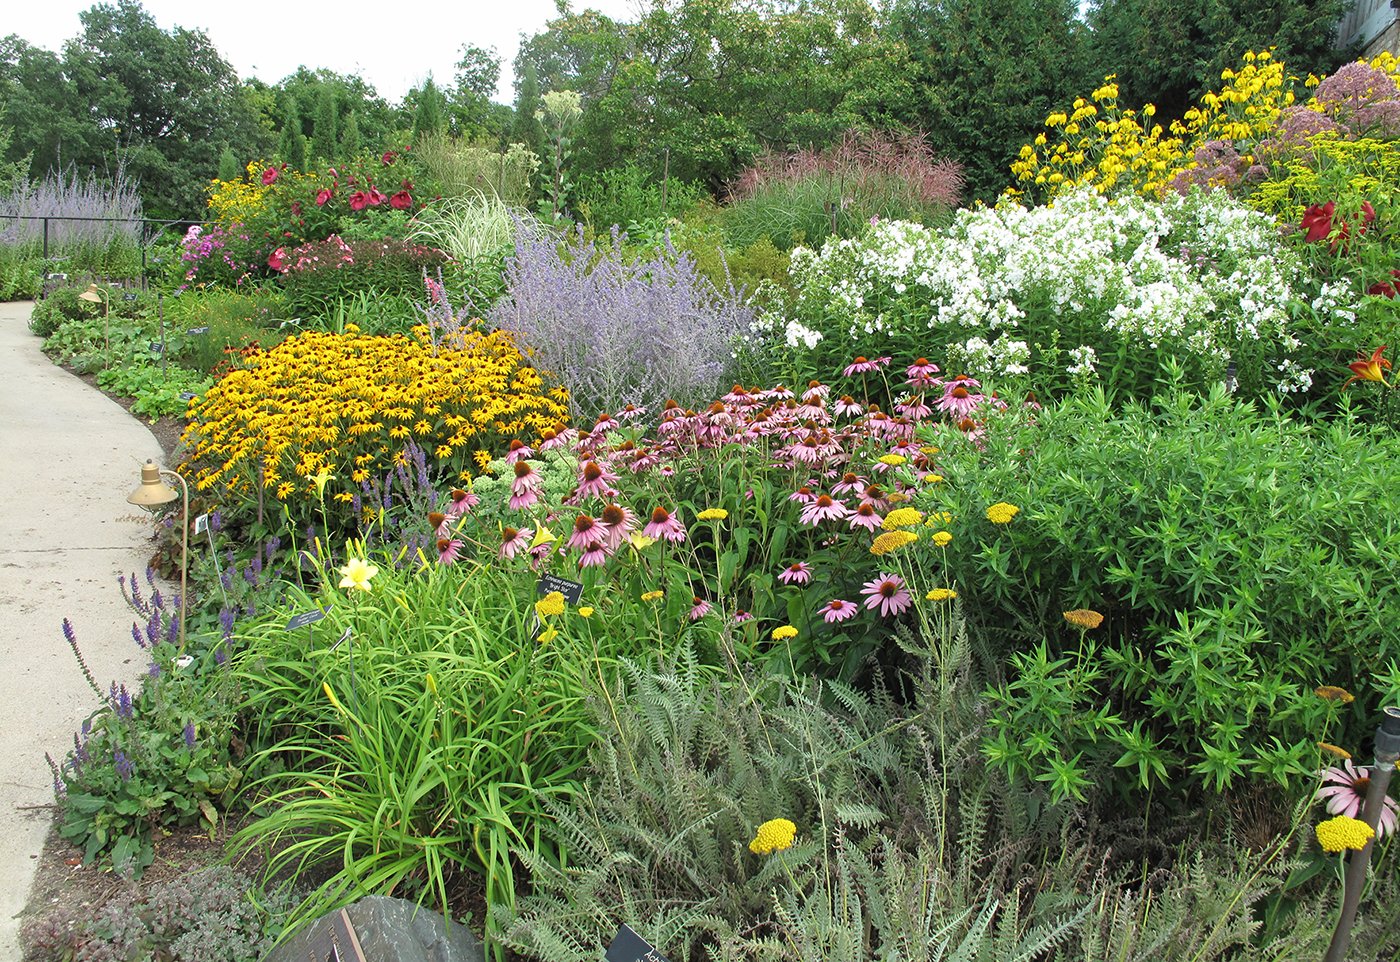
[368,189,385,207]
[1343,345,1392,389]
[1362,201,1376,226]
[389,190,413,210]
[290,201,302,217]
[1300,202,1335,243]
[381,150,396,165]
[267,247,288,271]
[1367,270,1400,298]
[315,188,333,206]
[348,191,369,211]
[260,166,279,186]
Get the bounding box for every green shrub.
[274,234,455,318]
[908,384,1400,796]
[0,245,42,300]
[575,162,705,232]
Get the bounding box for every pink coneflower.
[576,460,618,499]
[578,540,610,568]
[795,398,829,422]
[568,514,603,551]
[790,435,827,464]
[446,487,479,519]
[1318,760,1399,837]
[799,494,851,526]
[598,503,636,551]
[833,395,864,418]
[937,383,981,418]
[843,355,891,376]
[593,413,619,434]
[689,597,712,620]
[436,538,463,565]
[906,357,940,385]
[833,472,867,495]
[778,562,813,585]
[539,426,575,451]
[896,395,933,420]
[859,483,889,510]
[788,485,818,504]
[509,462,542,510]
[500,526,533,560]
[849,502,883,532]
[766,385,795,401]
[503,439,533,464]
[861,573,911,617]
[733,609,754,624]
[820,598,859,623]
[617,403,647,421]
[642,506,687,542]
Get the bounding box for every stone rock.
[262,895,485,962]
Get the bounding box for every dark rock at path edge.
[261,895,485,962]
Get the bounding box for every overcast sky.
[6,0,645,103]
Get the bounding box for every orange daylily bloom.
[1343,345,1391,389]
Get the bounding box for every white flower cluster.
[786,188,1334,393]
[956,336,1031,377]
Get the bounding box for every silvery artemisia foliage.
[781,189,1328,395]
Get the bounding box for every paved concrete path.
[0,300,162,959]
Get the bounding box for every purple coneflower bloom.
[599,503,637,551]
[896,396,933,420]
[578,540,610,568]
[568,514,603,551]
[906,357,941,384]
[733,610,754,624]
[500,526,533,560]
[642,506,687,542]
[820,598,859,623]
[833,395,864,417]
[843,355,891,376]
[765,385,795,400]
[1319,760,1399,837]
[503,439,534,464]
[833,472,867,495]
[576,461,618,499]
[849,502,883,531]
[446,487,479,519]
[593,413,619,434]
[937,383,982,418]
[800,494,851,526]
[437,538,463,564]
[861,573,911,617]
[689,597,712,620]
[788,485,818,504]
[779,562,813,585]
[617,403,647,421]
[509,461,542,510]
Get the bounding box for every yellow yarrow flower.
[538,627,559,645]
[879,453,907,466]
[986,502,1020,524]
[882,507,924,529]
[871,530,919,555]
[930,531,953,547]
[926,588,957,602]
[535,591,566,617]
[1316,816,1374,853]
[1063,609,1105,630]
[771,625,798,641]
[577,606,595,618]
[641,589,665,602]
[1315,685,1355,704]
[749,818,797,855]
[697,508,729,521]
[1318,742,1353,761]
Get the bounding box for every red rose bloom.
[389,190,413,210]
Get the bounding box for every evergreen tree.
[216,146,241,181]
[311,83,338,163]
[412,76,446,141]
[277,95,308,171]
[340,110,361,158]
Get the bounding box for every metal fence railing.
[0,213,205,278]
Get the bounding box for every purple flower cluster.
[491,223,756,416]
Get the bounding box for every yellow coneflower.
[1063,609,1105,630]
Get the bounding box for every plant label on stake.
[285,607,329,632]
[605,925,670,962]
[179,391,198,401]
[193,513,209,536]
[537,574,583,605]
[187,326,209,335]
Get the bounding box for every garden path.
[0,299,162,960]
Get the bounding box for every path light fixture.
[1324,705,1400,962]
[78,283,111,366]
[126,460,189,650]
